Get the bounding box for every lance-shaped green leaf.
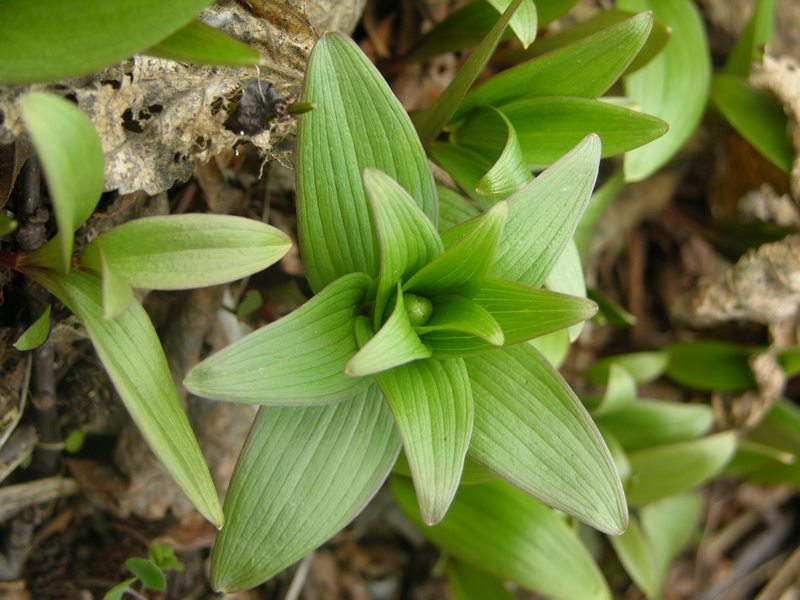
[466,344,627,534]
[724,0,775,77]
[212,391,401,591]
[447,560,515,600]
[620,0,711,182]
[13,304,51,351]
[455,12,654,120]
[405,202,507,297]
[492,135,600,288]
[99,247,134,320]
[640,493,704,594]
[609,515,658,598]
[423,278,596,358]
[144,18,259,66]
[364,169,443,328]
[711,75,793,174]
[492,97,668,165]
[626,432,737,505]
[30,269,222,527]
[415,0,523,148]
[20,93,104,272]
[79,214,291,291]
[374,358,473,525]
[416,296,504,346]
[438,186,480,230]
[511,9,670,75]
[487,0,537,49]
[185,273,370,404]
[297,33,436,292]
[596,400,713,451]
[665,340,757,392]
[347,288,432,377]
[392,477,611,600]
[0,0,214,83]
[591,364,637,416]
[433,108,531,203]
[545,239,587,341]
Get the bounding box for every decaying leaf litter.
[2,0,800,598]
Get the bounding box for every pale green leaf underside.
[594,364,637,416]
[364,168,443,327]
[13,304,51,351]
[32,269,222,527]
[405,202,507,297]
[626,432,737,505]
[545,238,587,342]
[620,0,711,182]
[80,214,291,291]
[491,135,601,288]
[144,18,260,66]
[19,92,104,271]
[487,0,537,48]
[711,74,793,173]
[375,358,473,524]
[297,33,436,292]
[417,295,504,346]
[392,477,611,600]
[466,343,627,534]
[455,12,654,120]
[347,287,431,377]
[424,277,596,358]
[0,0,214,82]
[212,390,401,591]
[609,516,658,598]
[100,248,134,320]
[185,273,370,404]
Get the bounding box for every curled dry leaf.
[751,56,800,200]
[681,234,800,325]
[0,0,316,195]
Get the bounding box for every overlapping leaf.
[145,18,260,66]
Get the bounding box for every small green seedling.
[104,544,184,600]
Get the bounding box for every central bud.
[403,293,433,327]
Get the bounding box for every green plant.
[179,0,677,588]
[103,544,185,600]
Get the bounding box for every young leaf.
[494,97,668,165]
[512,9,670,75]
[486,0,537,49]
[466,344,628,534]
[405,202,508,297]
[0,0,215,83]
[423,278,596,358]
[492,135,600,288]
[415,0,524,148]
[609,516,658,598]
[665,340,756,392]
[13,304,51,351]
[593,364,637,416]
[364,168,443,328]
[185,273,370,404]
[211,393,401,591]
[125,558,165,592]
[447,560,515,600]
[640,493,704,594]
[144,18,260,66]
[626,432,737,505]
[416,296,504,346]
[30,269,222,527]
[620,0,711,182]
[103,578,137,600]
[723,0,775,77]
[297,33,436,292]
[346,287,432,377]
[79,214,290,291]
[455,12,654,120]
[374,358,473,525]
[711,74,793,173]
[19,93,104,271]
[392,477,611,600]
[585,351,668,386]
[596,401,713,451]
